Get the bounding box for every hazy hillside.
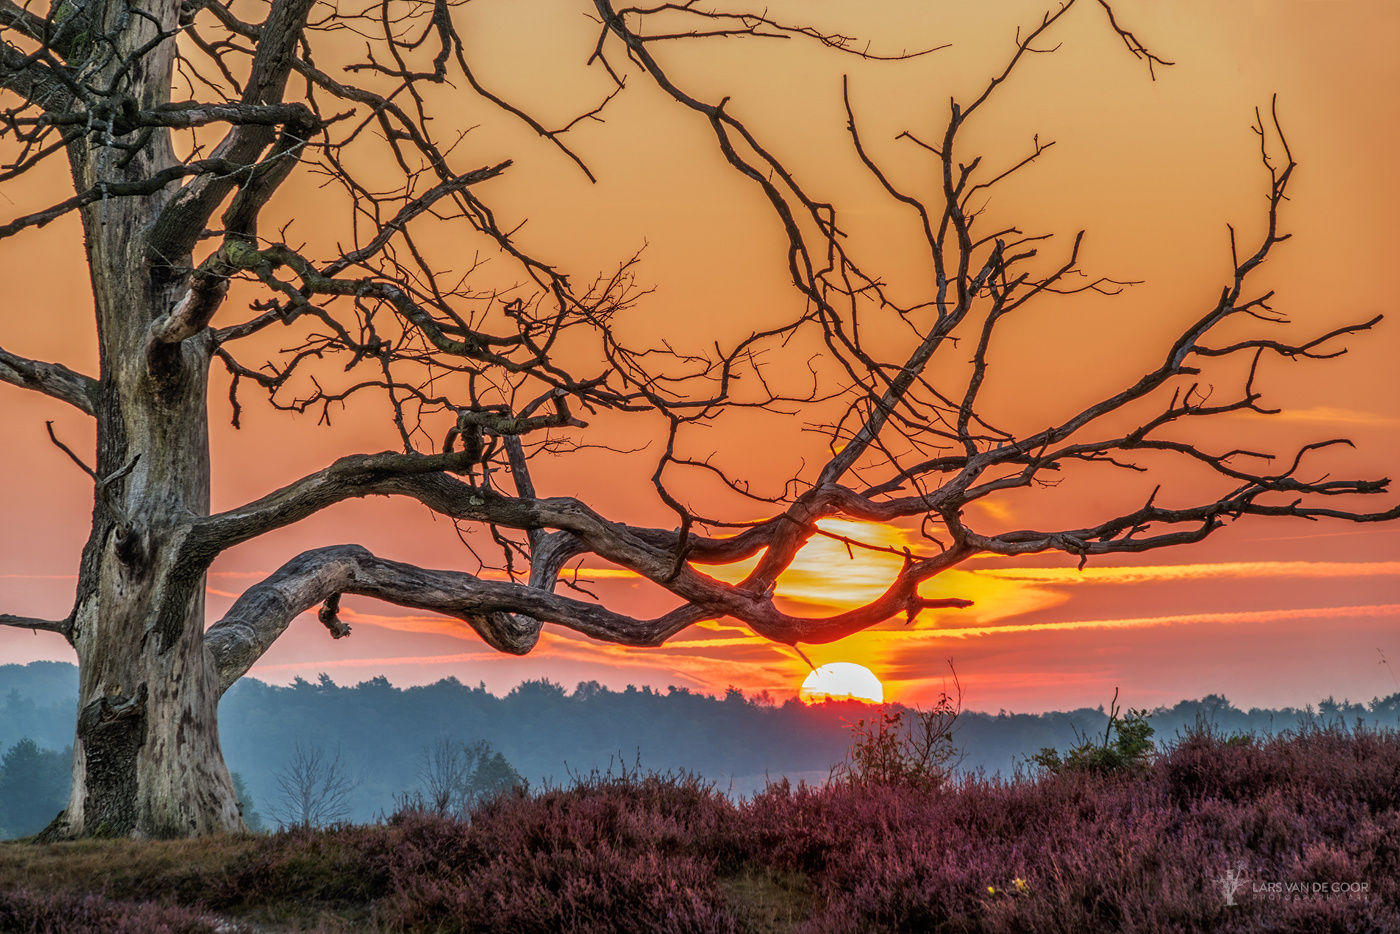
[3,661,1398,832]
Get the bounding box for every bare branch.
[0,0,47,45]
[0,613,72,639]
[0,344,98,415]
[147,0,319,261]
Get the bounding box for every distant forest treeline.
[4,661,1399,833]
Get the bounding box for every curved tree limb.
[204,539,977,694]
[203,544,713,692]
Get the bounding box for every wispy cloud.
[252,650,506,673]
[980,561,1400,586]
[248,629,801,697]
[1265,406,1400,427]
[914,602,1400,641]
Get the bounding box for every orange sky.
[1,0,1397,713]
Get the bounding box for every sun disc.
[799,662,884,704]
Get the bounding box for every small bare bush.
[835,664,963,790]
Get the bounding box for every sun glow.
[799,662,884,704]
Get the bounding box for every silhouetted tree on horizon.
[268,743,356,829]
[0,0,1395,838]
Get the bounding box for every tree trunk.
[54,210,245,836]
[47,0,245,836]
[59,348,244,837]
[54,201,245,836]
[66,584,245,838]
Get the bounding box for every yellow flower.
[1013,878,1029,892]
[987,885,996,895]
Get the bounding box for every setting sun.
[800,663,885,705]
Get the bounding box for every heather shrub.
[0,888,220,933]
[731,724,1399,932]
[385,834,737,933]
[384,770,738,931]
[207,769,741,932]
[220,827,388,905]
[1033,689,1155,776]
[2,724,1395,932]
[1162,721,1400,810]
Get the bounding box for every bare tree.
[268,743,356,829]
[410,737,473,818]
[836,662,963,789]
[0,0,1394,838]
[400,738,523,818]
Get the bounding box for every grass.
[1,723,1396,932]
